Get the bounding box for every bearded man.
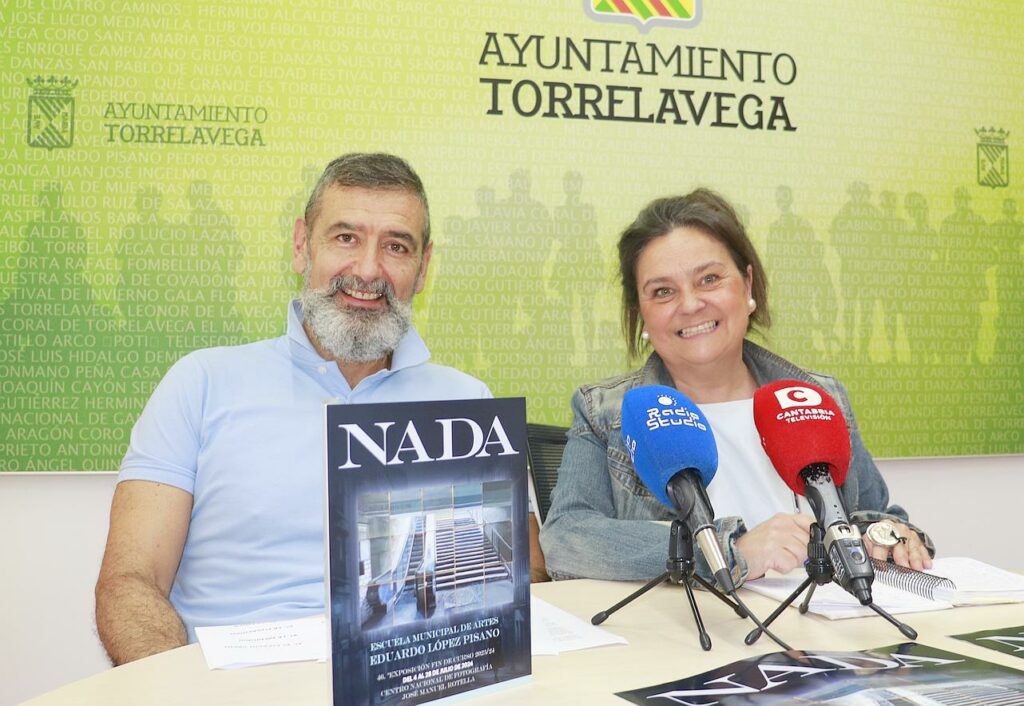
[95,154,490,665]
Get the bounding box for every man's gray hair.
[303,152,431,246]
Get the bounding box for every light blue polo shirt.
[119,300,491,640]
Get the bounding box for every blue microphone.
[621,385,734,592]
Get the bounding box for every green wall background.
[1,0,1022,470]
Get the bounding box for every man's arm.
[95,479,193,665]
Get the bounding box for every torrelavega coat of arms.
[27,76,78,150]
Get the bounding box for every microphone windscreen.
[753,380,851,496]
[620,385,718,508]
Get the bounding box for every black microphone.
[753,380,874,605]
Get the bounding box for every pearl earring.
[748,298,757,313]
[640,330,650,341]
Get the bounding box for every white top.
[698,398,812,530]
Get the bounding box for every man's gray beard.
[299,269,414,363]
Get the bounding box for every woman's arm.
[539,389,751,584]
[539,418,670,581]
[832,378,936,565]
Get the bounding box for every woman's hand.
[863,520,932,571]
[734,513,815,581]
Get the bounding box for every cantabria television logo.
[585,0,702,32]
[774,386,823,410]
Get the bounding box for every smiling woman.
[634,225,758,399]
[539,189,935,587]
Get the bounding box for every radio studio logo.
[584,0,702,32]
[26,76,78,150]
[645,397,707,432]
[774,386,823,410]
[976,127,1009,188]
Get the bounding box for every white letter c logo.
[775,386,822,409]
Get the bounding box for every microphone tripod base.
[591,571,669,627]
[745,575,815,646]
[798,579,820,614]
[745,523,917,644]
[866,601,918,640]
[592,570,717,652]
[591,520,745,652]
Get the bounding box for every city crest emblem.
[584,0,701,32]
[976,127,1009,189]
[27,76,79,150]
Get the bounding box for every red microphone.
[753,381,851,495]
[753,380,873,605]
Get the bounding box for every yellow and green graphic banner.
[1,0,1021,470]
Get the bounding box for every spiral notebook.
[744,557,1024,620]
[872,558,956,601]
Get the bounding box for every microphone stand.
[591,519,748,651]
[745,523,918,645]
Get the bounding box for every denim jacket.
[539,340,935,583]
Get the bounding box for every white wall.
[875,455,1024,567]
[1,457,1022,705]
[0,473,117,706]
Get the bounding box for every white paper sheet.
[197,597,627,670]
[196,614,327,669]
[744,558,1024,617]
[928,557,1024,604]
[743,573,953,619]
[530,595,628,655]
